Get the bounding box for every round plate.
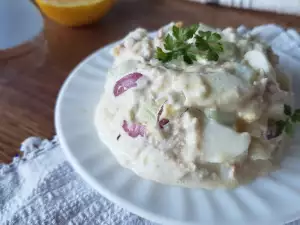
[55,39,300,225]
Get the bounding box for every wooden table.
[0,0,299,163]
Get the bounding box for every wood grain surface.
[0,0,299,163]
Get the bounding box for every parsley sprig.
[156,24,224,64]
[276,104,300,136]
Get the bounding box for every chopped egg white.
[201,120,250,163]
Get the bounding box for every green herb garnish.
[156,24,223,64]
[195,31,223,61]
[276,104,300,136]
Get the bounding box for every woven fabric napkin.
[0,137,155,225]
[187,0,300,16]
[1,24,300,225]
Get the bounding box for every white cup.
[0,0,44,50]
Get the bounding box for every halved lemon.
[35,0,115,27]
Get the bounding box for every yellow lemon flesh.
[36,0,114,27]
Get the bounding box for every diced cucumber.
[137,101,157,125]
[136,98,167,126]
[204,108,236,126]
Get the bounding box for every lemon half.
[36,0,115,27]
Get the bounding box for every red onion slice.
[113,73,143,97]
[157,102,169,128]
[122,120,146,138]
[157,104,164,122]
[159,118,170,129]
[265,119,284,139]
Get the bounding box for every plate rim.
[54,42,300,225]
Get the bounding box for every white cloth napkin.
[0,137,155,225]
[1,24,300,225]
[188,0,300,16]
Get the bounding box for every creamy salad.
[95,22,294,188]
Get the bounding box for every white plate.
[55,40,300,225]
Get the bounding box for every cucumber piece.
[137,98,167,126]
[204,108,236,126]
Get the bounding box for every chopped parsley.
[156,24,223,64]
[276,104,300,136]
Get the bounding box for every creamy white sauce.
[95,23,291,189]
